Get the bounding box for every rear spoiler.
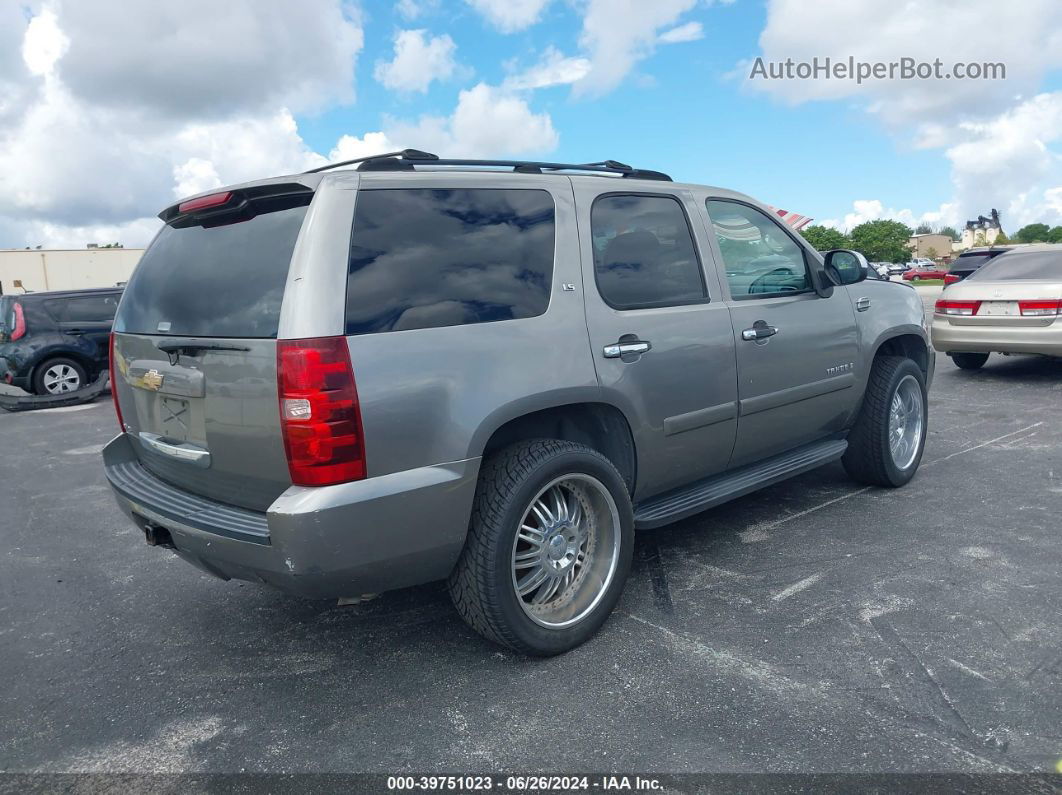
[159,182,314,228]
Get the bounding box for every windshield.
[968,251,1062,281]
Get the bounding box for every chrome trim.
[856,296,872,312]
[137,432,211,469]
[602,341,651,358]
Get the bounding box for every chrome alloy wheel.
[888,374,924,470]
[43,363,81,394]
[511,474,621,629]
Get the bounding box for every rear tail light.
[277,337,366,486]
[935,299,981,316]
[11,301,26,340]
[109,332,124,431]
[1018,299,1062,317]
[943,273,960,285]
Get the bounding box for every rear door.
[576,183,738,501]
[112,190,313,511]
[701,198,860,467]
[47,293,120,362]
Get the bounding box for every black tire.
[949,352,989,370]
[842,356,927,488]
[448,439,634,656]
[32,357,87,395]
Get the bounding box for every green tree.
[800,225,851,251]
[849,219,913,263]
[1014,223,1051,243]
[1047,226,1062,243]
[993,232,1010,245]
[938,225,960,242]
[914,223,934,235]
[926,246,939,259]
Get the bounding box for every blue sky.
[1,0,1060,247]
[295,1,953,226]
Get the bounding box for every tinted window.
[0,297,12,334]
[345,189,554,335]
[45,294,119,323]
[950,254,991,273]
[969,251,1062,281]
[115,198,309,338]
[591,194,706,309]
[706,200,812,299]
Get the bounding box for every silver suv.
[103,150,932,655]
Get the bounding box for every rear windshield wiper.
[155,340,251,365]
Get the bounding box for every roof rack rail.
[304,150,671,181]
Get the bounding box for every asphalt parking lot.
[2,320,1060,775]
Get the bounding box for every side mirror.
[823,249,869,286]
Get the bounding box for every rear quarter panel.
[290,173,603,478]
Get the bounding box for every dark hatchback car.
[944,246,1013,285]
[0,288,122,394]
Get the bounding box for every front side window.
[707,200,813,299]
[345,188,555,335]
[591,194,706,310]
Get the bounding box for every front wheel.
[842,356,927,488]
[949,352,989,370]
[448,439,634,656]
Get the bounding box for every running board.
[633,439,848,529]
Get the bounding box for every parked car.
[943,246,1013,286]
[102,150,933,655]
[932,245,1061,369]
[0,287,122,394]
[868,262,891,280]
[887,262,910,276]
[902,266,947,282]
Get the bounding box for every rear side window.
[591,194,706,309]
[0,297,12,334]
[115,197,310,338]
[969,252,1062,281]
[44,294,120,323]
[345,189,555,335]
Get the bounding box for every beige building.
[0,247,143,295]
[908,233,952,260]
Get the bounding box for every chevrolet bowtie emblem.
[143,369,164,391]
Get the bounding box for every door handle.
[603,340,652,358]
[856,297,871,312]
[64,328,84,336]
[741,321,779,341]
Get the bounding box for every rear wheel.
[949,352,989,370]
[448,439,634,656]
[843,356,927,488]
[33,357,87,395]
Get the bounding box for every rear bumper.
[103,433,480,598]
[931,316,1062,355]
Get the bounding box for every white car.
[931,245,1062,369]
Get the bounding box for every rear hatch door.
[112,186,313,511]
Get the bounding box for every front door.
[702,199,860,467]
[576,185,738,502]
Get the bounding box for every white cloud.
[751,0,1062,233]
[0,3,353,248]
[464,0,552,33]
[21,7,68,76]
[55,0,363,119]
[657,21,703,44]
[504,47,591,90]
[385,83,558,157]
[374,29,457,93]
[329,131,401,162]
[573,0,698,97]
[395,0,438,20]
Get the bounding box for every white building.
[0,247,143,295]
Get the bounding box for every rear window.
[949,254,991,272]
[115,196,310,338]
[968,251,1062,281]
[344,188,555,335]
